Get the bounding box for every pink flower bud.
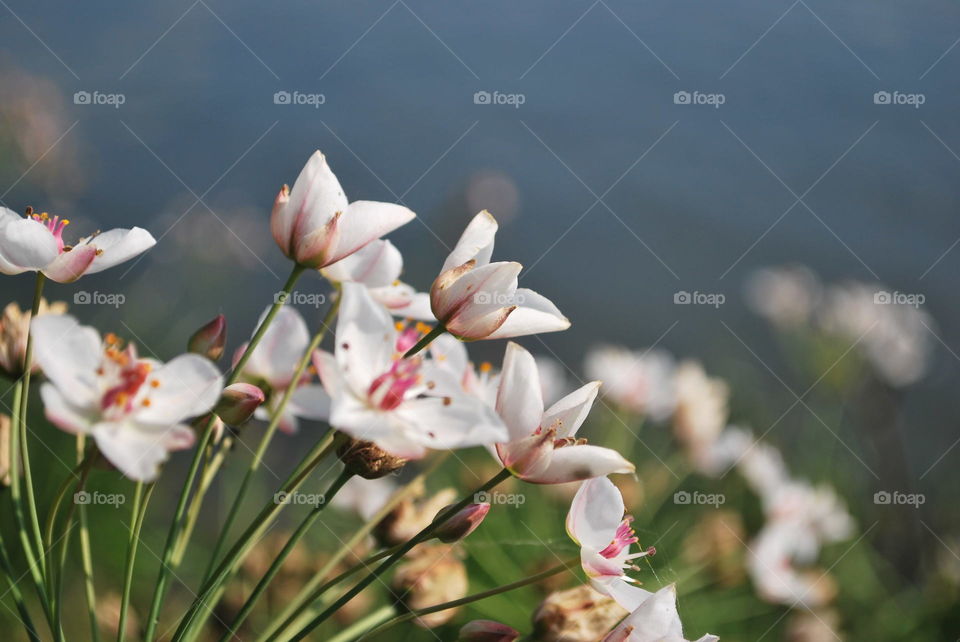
[459,620,520,642]
[188,314,227,361]
[214,383,265,426]
[432,502,490,543]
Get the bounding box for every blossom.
[0,297,67,378]
[270,151,415,268]
[602,585,718,642]
[315,282,507,459]
[566,477,653,610]
[744,265,821,329]
[0,206,155,282]
[492,342,634,484]
[429,211,569,340]
[31,315,222,482]
[584,345,676,420]
[672,361,729,472]
[234,306,331,434]
[322,238,432,318]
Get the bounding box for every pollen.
[114,392,128,407]
[479,361,493,374]
[415,322,432,334]
[150,380,160,388]
[394,321,405,332]
[96,249,104,256]
[141,399,151,407]
[442,396,452,406]
[105,332,119,346]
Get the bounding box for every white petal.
[486,288,570,339]
[543,381,600,439]
[40,383,95,434]
[329,393,398,442]
[605,585,685,642]
[428,334,471,384]
[0,218,58,269]
[31,314,102,407]
[495,342,544,441]
[81,228,156,274]
[321,200,415,267]
[592,577,653,613]
[133,354,223,424]
[93,421,195,482]
[41,245,98,283]
[288,384,331,420]
[433,261,520,331]
[566,476,624,549]
[336,283,396,394]
[0,208,29,274]
[322,239,402,288]
[529,444,634,484]
[394,394,507,450]
[244,306,310,388]
[287,150,349,241]
[442,210,498,272]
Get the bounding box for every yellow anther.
[415,322,432,334]
[479,362,493,374]
[150,380,160,388]
[142,398,151,407]
[394,321,405,332]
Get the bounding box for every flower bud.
[432,502,490,543]
[393,544,467,628]
[532,584,628,642]
[188,314,227,361]
[214,383,265,426]
[459,620,520,642]
[374,486,456,547]
[338,438,406,479]
[0,414,11,487]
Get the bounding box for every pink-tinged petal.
[243,306,311,388]
[566,477,624,549]
[277,406,300,435]
[430,260,476,319]
[497,429,554,479]
[31,314,102,407]
[0,217,58,269]
[335,283,396,395]
[314,350,343,398]
[40,383,95,435]
[495,342,544,441]
[394,394,507,450]
[316,200,415,268]
[442,210,498,272]
[432,261,521,329]
[322,238,403,288]
[603,585,686,642]
[133,354,223,424]
[528,444,634,485]
[446,306,515,341]
[41,245,97,283]
[372,284,433,319]
[81,227,156,274]
[270,184,294,257]
[288,384,331,421]
[486,288,570,339]
[543,381,601,439]
[591,576,653,612]
[286,150,349,248]
[92,420,195,482]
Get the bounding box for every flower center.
[27,208,70,252]
[599,516,639,559]
[368,358,420,411]
[97,334,155,416]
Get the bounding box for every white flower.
[744,265,821,328]
[603,585,718,642]
[315,283,507,459]
[429,211,569,340]
[672,361,729,471]
[492,342,634,484]
[584,345,676,420]
[0,207,155,282]
[234,306,332,434]
[270,151,415,268]
[31,315,222,482]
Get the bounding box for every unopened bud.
[188,314,227,361]
[214,383,265,426]
[433,503,490,543]
[338,438,406,479]
[459,620,520,642]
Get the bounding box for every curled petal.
[486,288,570,339]
[526,444,634,485]
[42,245,97,283]
[495,342,544,441]
[442,210,498,272]
[81,227,156,274]
[543,381,601,439]
[566,476,625,549]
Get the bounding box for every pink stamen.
[30,212,70,252]
[368,359,420,411]
[598,516,639,559]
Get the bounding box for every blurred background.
[1,0,959,639]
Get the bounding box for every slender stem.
[327,606,395,642]
[17,272,46,576]
[76,435,101,642]
[290,468,513,640]
[171,438,228,566]
[203,294,341,584]
[260,453,450,642]
[53,457,93,642]
[143,264,305,641]
[361,556,579,640]
[0,522,41,642]
[217,470,353,641]
[118,481,154,642]
[403,323,446,358]
[169,430,338,641]
[43,450,96,589]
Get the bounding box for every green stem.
[327,606,395,642]
[290,468,513,640]
[118,481,153,642]
[260,453,450,642]
[52,456,93,642]
[76,436,101,642]
[202,294,341,585]
[43,450,96,591]
[0,522,41,642]
[217,470,353,641]
[403,323,446,358]
[361,556,579,640]
[143,263,305,641]
[171,437,228,566]
[170,430,338,641]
